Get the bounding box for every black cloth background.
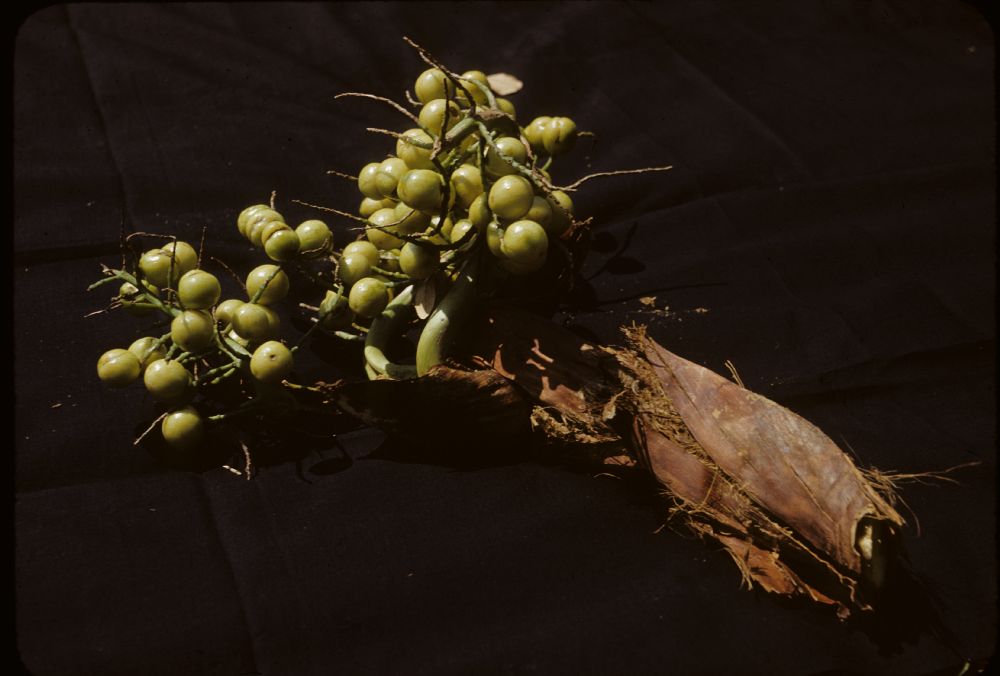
[14,3,995,675]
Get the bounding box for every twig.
[326,169,358,181]
[291,199,369,225]
[560,165,674,192]
[207,255,247,292]
[134,411,170,446]
[335,92,420,125]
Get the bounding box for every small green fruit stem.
[364,284,418,380]
[247,264,284,304]
[99,268,181,318]
[415,255,479,376]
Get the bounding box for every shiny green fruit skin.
[524,117,551,153]
[488,175,534,221]
[495,97,516,119]
[342,240,380,267]
[357,162,383,200]
[295,220,332,253]
[449,218,476,244]
[396,128,434,170]
[243,209,284,240]
[457,70,491,105]
[397,169,445,213]
[450,164,484,208]
[161,241,199,276]
[264,228,300,262]
[97,348,141,388]
[468,194,492,229]
[138,249,181,289]
[245,264,289,305]
[359,196,395,218]
[128,337,167,371]
[500,219,549,273]
[348,277,390,318]
[525,196,553,230]
[398,242,439,280]
[161,406,204,451]
[214,299,244,326]
[238,204,272,235]
[250,340,294,384]
[541,117,578,156]
[414,68,454,104]
[366,208,406,250]
[339,253,372,287]
[393,203,432,234]
[231,303,279,342]
[374,157,409,199]
[546,190,575,236]
[177,270,221,310]
[418,98,461,137]
[143,359,191,401]
[486,136,527,177]
[171,310,216,353]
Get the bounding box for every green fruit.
[245,264,289,305]
[398,242,439,279]
[143,359,191,401]
[393,202,432,234]
[357,162,383,200]
[250,340,294,384]
[488,175,534,220]
[264,228,301,262]
[359,196,395,218]
[97,348,141,388]
[374,157,409,199]
[496,97,516,119]
[214,299,244,326]
[486,136,527,177]
[138,249,180,289]
[342,240,380,266]
[366,208,406,250]
[177,269,221,310]
[525,196,553,230]
[171,310,216,353]
[161,406,204,451]
[397,169,445,213]
[396,128,434,170]
[524,116,551,153]
[450,164,484,208]
[458,69,491,105]
[339,253,372,287]
[500,219,548,273]
[127,337,167,372]
[418,98,461,137]
[414,68,454,104]
[231,303,279,342]
[542,117,577,156]
[243,209,284,241]
[238,204,272,236]
[468,194,491,229]
[449,218,476,244]
[546,190,574,236]
[161,241,199,276]
[348,277,390,318]
[295,220,332,253]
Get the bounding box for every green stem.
[415,255,479,376]
[364,284,418,380]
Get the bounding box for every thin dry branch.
[335,92,420,125]
[560,165,674,192]
[291,199,369,225]
[326,169,358,181]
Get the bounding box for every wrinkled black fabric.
[15,3,995,675]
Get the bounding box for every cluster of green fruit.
[330,66,580,322]
[93,56,589,454]
[95,236,302,450]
